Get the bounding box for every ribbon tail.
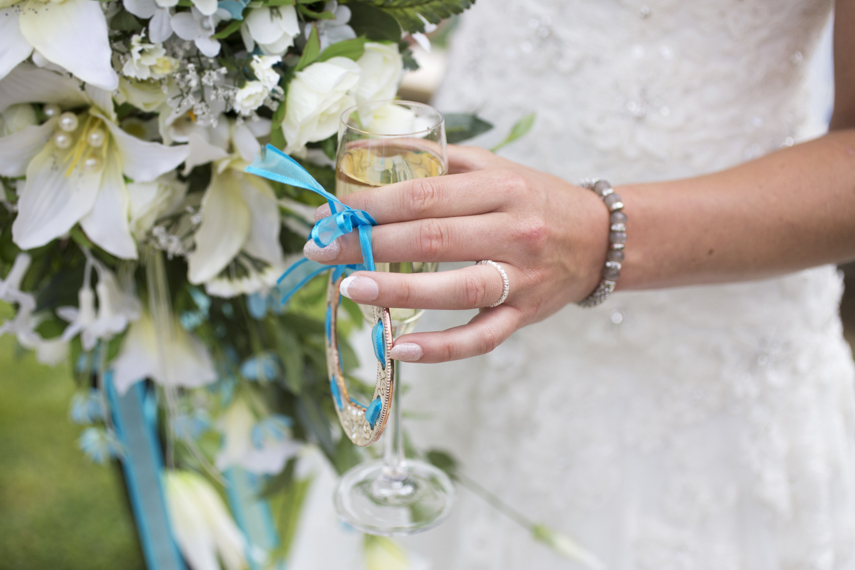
[277,258,331,306]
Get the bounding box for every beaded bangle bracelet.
[577,179,626,308]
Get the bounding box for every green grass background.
[0,305,144,569]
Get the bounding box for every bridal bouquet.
[0,0,477,567]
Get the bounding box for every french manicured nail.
[390,343,423,362]
[303,239,340,261]
[339,275,378,301]
[314,204,331,221]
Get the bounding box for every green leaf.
[426,449,459,477]
[297,3,336,18]
[369,0,474,33]
[212,19,242,39]
[319,134,337,161]
[270,474,313,561]
[347,3,402,41]
[274,323,304,394]
[316,36,368,63]
[490,111,536,153]
[340,297,364,328]
[444,112,494,144]
[333,433,362,473]
[295,24,321,72]
[111,10,143,31]
[296,394,335,459]
[399,42,419,71]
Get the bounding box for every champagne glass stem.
[382,359,406,480]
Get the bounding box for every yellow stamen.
[64,115,109,177]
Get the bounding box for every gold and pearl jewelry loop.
[577,179,625,308]
[325,274,395,447]
[476,260,510,307]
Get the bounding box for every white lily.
[0,0,118,90]
[165,470,248,570]
[0,64,189,259]
[215,397,299,475]
[187,158,285,297]
[281,56,360,154]
[240,5,300,56]
[111,309,217,395]
[128,171,189,240]
[19,332,69,366]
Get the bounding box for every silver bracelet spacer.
[577,178,625,308]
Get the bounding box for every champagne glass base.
[334,459,456,536]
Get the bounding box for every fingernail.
[390,343,423,362]
[314,204,331,221]
[339,275,378,301]
[304,239,340,261]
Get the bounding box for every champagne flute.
[332,100,456,535]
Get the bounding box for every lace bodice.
[288,2,855,569]
[396,1,855,569]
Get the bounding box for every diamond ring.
[476,260,510,308]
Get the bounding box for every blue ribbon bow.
[245,145,378,304]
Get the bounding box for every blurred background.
[2,20,853,570]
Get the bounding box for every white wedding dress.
[289,1,855,569]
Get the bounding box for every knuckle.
[396,277,416,308]
[407,178,443,215]
[418,219,449,260]
[479,325,501,355]
[500,169,529,195]
[512,217,549,251]
[461,273,489,307]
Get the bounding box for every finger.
[305,213,510,265]
[388,306,523,363]
[314,168,522,224]
[446,144,500,174]
[337,263,515,310]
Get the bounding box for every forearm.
[617,128,855,290]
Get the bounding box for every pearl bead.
[87,129,106,148]
[53,132,72,149]
[43,104,61,118]
[83,156,102,171]
[610,211,627,224]
[609,231,627,244]
[603,193,622,207]
[58,112,79,132]
[607,249,625,263]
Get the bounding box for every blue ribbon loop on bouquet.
[245,144,378,304]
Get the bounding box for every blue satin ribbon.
[245,145,378,305]
[106,374,187,570]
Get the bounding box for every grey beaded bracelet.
[577,179,625,308]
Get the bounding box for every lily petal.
[245,7,286,45]
[194,36,221,58]
[182,131,229,175]
[187,172,250,284]
[231,123,260,163]
[98,113,189,182]
[0,117,57,177]
[18,0,119,90]
[239,173,283,266]
[171,12,203,40]
[0,63,88,113]
[0,13,33,81]
[12,144,102,250]
[79,152,138,259]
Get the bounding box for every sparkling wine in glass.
[332,100,455,535]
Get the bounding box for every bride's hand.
[304,145,609,363]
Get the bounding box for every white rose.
[233,81,268,116]
[281,57,360,154]
[241,6,300,56]
[250,55,281,91]
[353,42,404,106]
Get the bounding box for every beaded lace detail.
[396,1,855,568]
